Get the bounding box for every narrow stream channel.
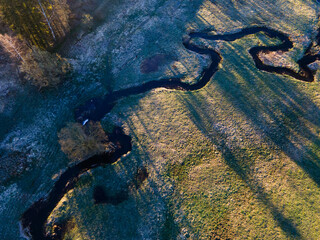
[21,26,320,240]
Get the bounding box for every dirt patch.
[140,54,177,74]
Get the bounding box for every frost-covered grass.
[2,0,320,239]
[96,1,320,239]
[112,36,320,239]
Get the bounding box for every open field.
[1,0,320,239]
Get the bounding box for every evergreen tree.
[0,0,70,48]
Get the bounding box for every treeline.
[0,0,70,48]
[0,0,71,89]
[0,0,107,89]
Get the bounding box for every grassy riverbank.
[1,0,320,239]
[106,1,320,239]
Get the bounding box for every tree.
[36,0,71,41]
[0,0,70,48]
[0,0,72,90]
[58,121,114,162]
[0,33,28,62]
[19,46,70,89]
[0,0,51,48]
[37,0,56,41]
[48,0,70,38]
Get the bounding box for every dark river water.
[21,26,319,240]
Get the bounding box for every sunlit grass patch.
[19,0,320,239]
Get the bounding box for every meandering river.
[21,26,320,240]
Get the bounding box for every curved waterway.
[21,128,131,240]
[21,26,320,240]
[75,26,320,123]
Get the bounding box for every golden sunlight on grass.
[45,0,320,239]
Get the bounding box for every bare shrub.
[58,121,114,162]
[20,47,71,89]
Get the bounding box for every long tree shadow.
[70,25,320,238]
[174,32,320,237]
[184,27,320,182]
[177,92,303,238]
[212,42,320,186]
